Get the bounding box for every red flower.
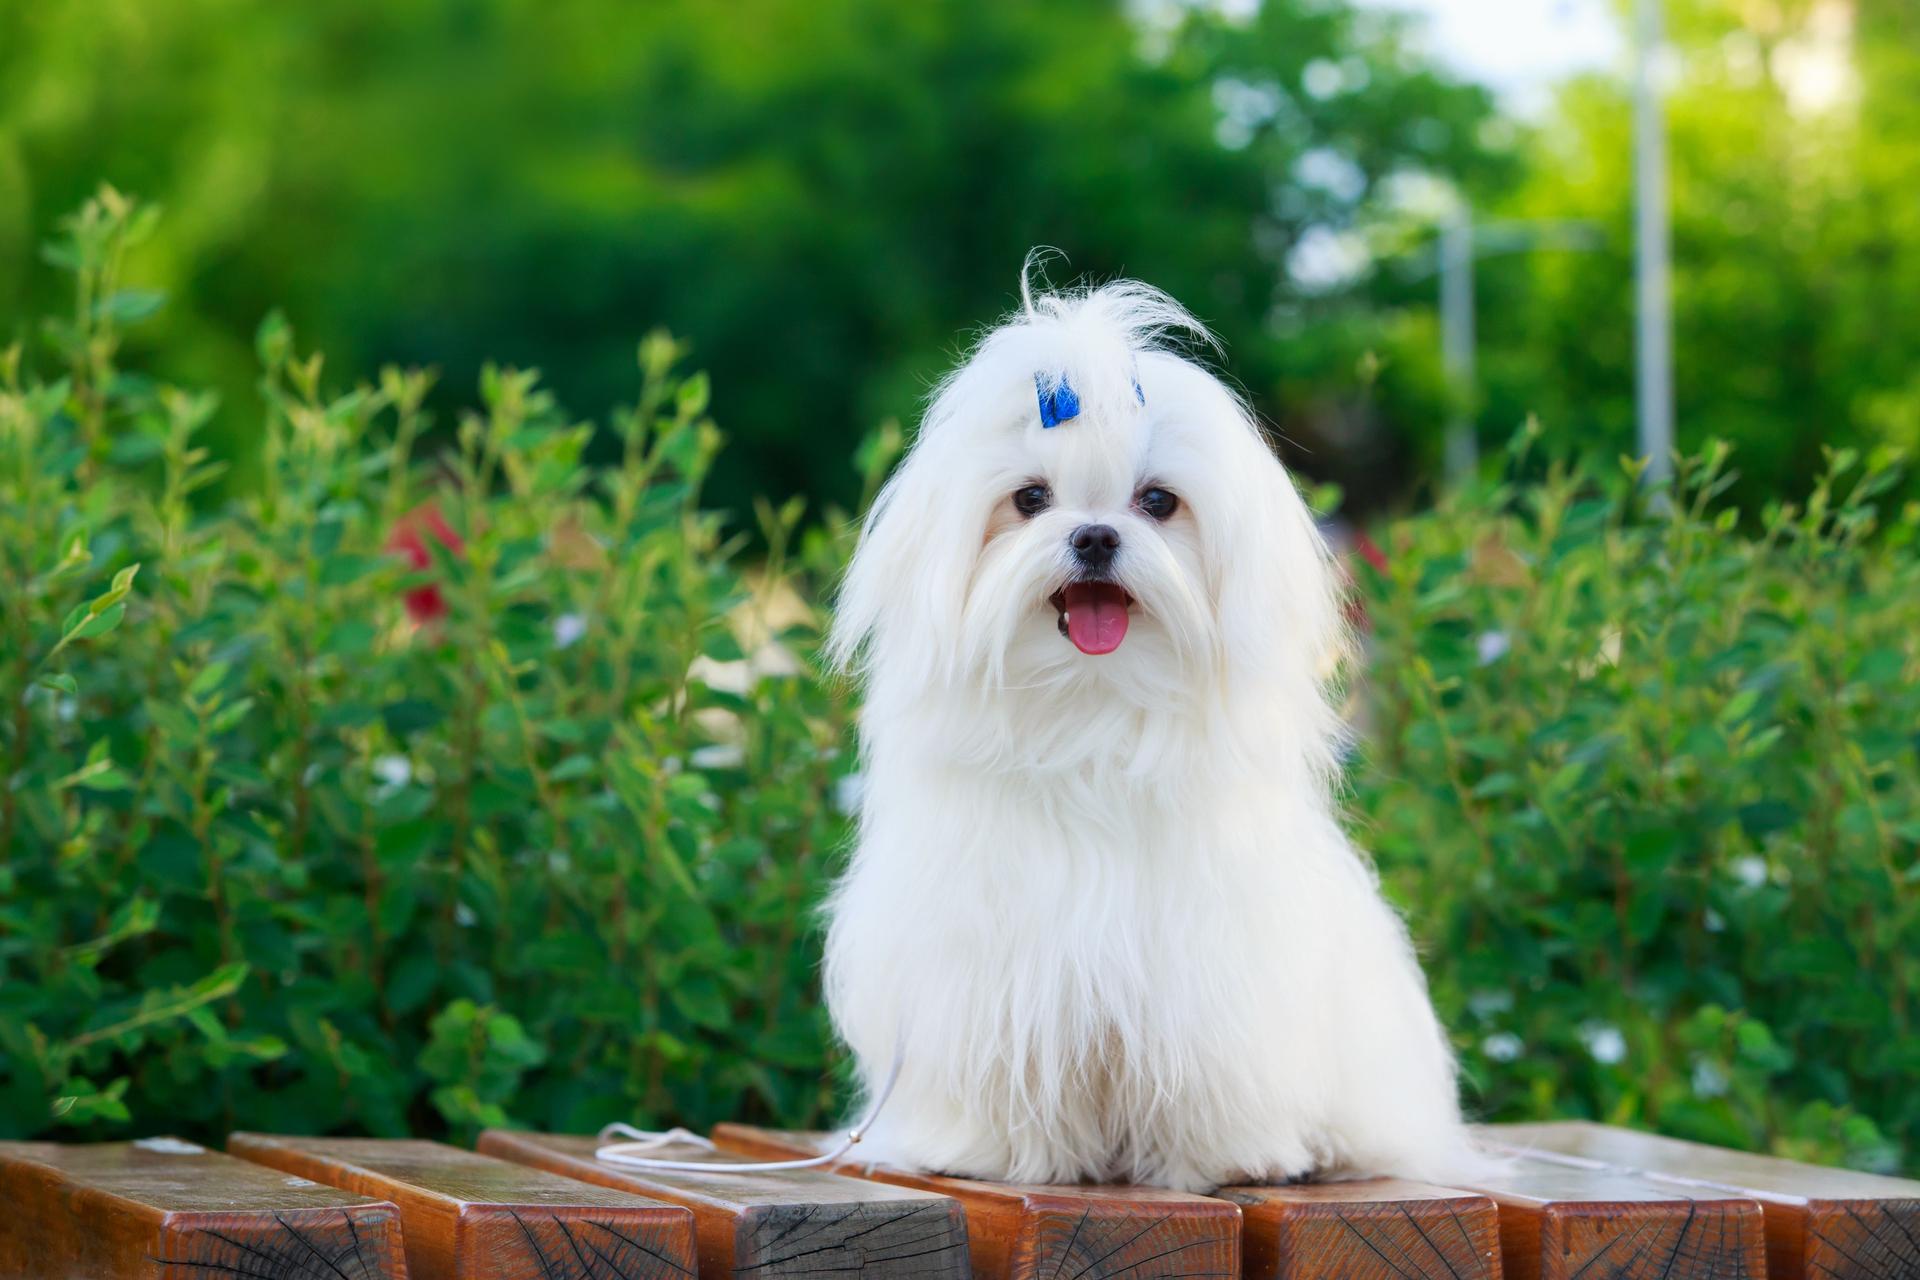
[386,502,465,624]
[1344,529,1388,634]
[1352,529,1389,574]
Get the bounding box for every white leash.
[593,1037,906,1175]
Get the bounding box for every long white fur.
[823,273,1475,1192]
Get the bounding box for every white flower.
[552,613,587,649]
[1482,1032,1524,1062]
[1468,988,1514,1019]
[688,641,802,696]
[1692,1060,1729,1098]
[1732,855,1769,888]
[1581,1023,1627,1065]
[689,743,745,770]
[372,754,412,789]
[454,902,477,927]
[1705,908,1726,933]
[1475,630,1511,665]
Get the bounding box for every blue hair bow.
[1035,372,1145,428]
[1035,374,1081,428]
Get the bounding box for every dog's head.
[834,274,1344,732]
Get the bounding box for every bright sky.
[1356,0,1626,114]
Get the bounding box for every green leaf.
[675,371,710,417]
[52,746,131,792]
[256,309,292,369]
[383,699,445,738]
[64,964,250,1052]
[96,289,166,324]
[188,660,231,699]
[77,602,126,639]
[549,754,595,782]
[63,897,160,965]
[669,973,732,1030]
[207,696,255,735]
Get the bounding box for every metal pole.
[1634,0,1674,487]
[1440,201,1477,481]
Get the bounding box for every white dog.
[822,273,1473,1192]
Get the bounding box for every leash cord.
[592,1035,905,1174]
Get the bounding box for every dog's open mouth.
[1049,581,1134,656]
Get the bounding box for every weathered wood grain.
[708,1124,1240,1280]
[0,1137,405,1280]
[477,1129,969,1280]
[228,1133,697,1280]
[1218,1178,1502,1280]
[1445,1154,1766,1280]
[1491,1120,1920,1280]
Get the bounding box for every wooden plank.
[708,1124,1240,1280]
[228,1133,697,1280]
[1491,1120,1920,1280]
[477,1129,969,1280]
[0,1137,405,1280]
[1444,1153,1766,1280]
[1218,1179,1502,1280]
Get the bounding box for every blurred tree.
[1463,0,1920,506]
[0,0,1503,513]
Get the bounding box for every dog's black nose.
[1070,523,1120,572]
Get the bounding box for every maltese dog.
[822,272,1473,1192]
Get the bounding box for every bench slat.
[477,1129,969,1280]
[227,1133,697,1280]
[1444,1153,1766,1280]
[707,1125,1241,1280]
[1490,1121,1920,1280]
[0,1138,406,1280]
[1221,1179,1502,1280]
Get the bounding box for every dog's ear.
[829,437,982,684]
[1208,416,1352,770]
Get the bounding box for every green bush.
[1358,427,1920,1173]
[0,189,882,1143]
[4,192,1916,1177]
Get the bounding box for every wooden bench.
[10,1122,1915,1280]
[1446,1153,1767,1280]
[1218,1178,1501,1280]
[1490,1121,1920,1280]
[227,1133,698,1280]
[709,1124,1242,1280]
[0,1137,406,1280]
[477,1129,970,1280]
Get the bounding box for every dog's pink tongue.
[1063,581,1130,655]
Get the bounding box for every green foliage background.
[0,0,1507,516]
[8,1,1920,518]
[1360,434,1920,1175]
[3,194,1917,1175]
[1462,0,1920,512]
[2,193,872,1142]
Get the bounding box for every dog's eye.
[1137,487,1179,521]
[1012,484,1051,517]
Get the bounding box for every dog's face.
[964,359,1214,692]
[835,281,1341,720]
